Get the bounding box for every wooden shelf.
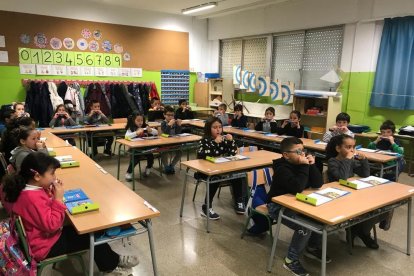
[210,91,223,95]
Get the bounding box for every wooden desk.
[56,145,160,275]
[40,131,72,148]
[180,150,281,232]
[115,135,202,190]
[267,181,414,276]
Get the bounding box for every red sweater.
[12,185,66,261]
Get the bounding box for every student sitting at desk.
[161,105,182,174]
[147,97,165,122]
[322,112,354,142]
[84,100,113,157]
[367,120,404,181]
[231,104,248,128]
[2,152,139,275]
[277,110,304,138]
[9,126,48,172]
[214,103,229,126]
[255,107,278,133]
[267,137,328,276]
[13,102,30,118]
[0,108,16,134]
[326,134,390,249]
[197,117,247,219]
[125,112,158,180]
[175,99,194,120]
[49,104,77,146]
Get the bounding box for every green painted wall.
[0,66,196,106]
[339,72,414,131]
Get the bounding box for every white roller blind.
[219,40,242,79]
[242,37,267,76]
[271,33,305,87]
[302,28,343,90]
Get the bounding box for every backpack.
[398,126,414,136]
[0,219,37,276]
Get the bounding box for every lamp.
[320,69,342,91]
[182,2,218,15]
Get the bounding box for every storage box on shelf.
[161,70,190,106]
[293,95,342,135]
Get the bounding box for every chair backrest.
[0,152,8,172]
[15,216,32,263]
[322,170,329,184]
[113,118,127,124]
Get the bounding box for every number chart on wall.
[18,47,142,77]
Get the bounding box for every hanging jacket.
[57,82,67,100]
[84,83,111,116]
[127,83,144,114]
[149,82,160,100]
[48,82,64,111]
[25,81,40,118]
[139,83,150,115]
[121,84,138,115]
[38,82,54,127]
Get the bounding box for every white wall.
[0,0,215,72]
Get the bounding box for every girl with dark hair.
[9,126,48,172]
[231,104,248,128]
[196,116,247,219]
[124,112,158,180]
[49,104,76,127]
[2,152,139,274]
[277,110,304,138]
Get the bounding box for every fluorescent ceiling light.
[182,2,217,15]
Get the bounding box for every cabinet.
[194,82,209,107]
[293,95,342,134]
[208,78,223,107]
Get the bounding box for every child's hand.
[329,125,338,132]
[282,120,289,128]
[54,113,59,119]
[225,134,233,141]
[176,119,182,126]
[52,179,64,202]
[374,136,382,144]
[215,135,224,143]
[355,152,366,160]
[214,110,220,116]
[346,151,354,159]
[36,141,45,149]
[388,136,395,144]
[306,154,315,164]
[299,156,310,164]
[136,128,144,136]
[339,126,349,133]
[146,126,153,134]
[168,119,176,126]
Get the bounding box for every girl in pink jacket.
[2,152,139,275]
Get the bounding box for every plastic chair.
[241,167,275,240]
[15,216,88,276]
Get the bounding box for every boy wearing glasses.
[267,137,327,276]
[161,105,182,174]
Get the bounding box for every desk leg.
[380,163,384,178]
[267,207,284,273]
[132,151,135,191]
[396,161,399,182]
[89,232,94,276]
[321,227,327,276]
[179,168,189,217]
[90,133,95,160]
[407,198,412,256]
[146,219,158,276]
[206,177,210,233]
[117,142,121,180]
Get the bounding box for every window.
[219,26,343,91]
[219,40,242,79]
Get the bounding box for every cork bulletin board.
[0,10,189,71]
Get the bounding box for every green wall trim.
[0,66,196,107]
[339,71,414,130]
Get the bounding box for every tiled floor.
[44,153,414,275]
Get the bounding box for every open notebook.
[206,155,249,163]
[339,176,391,190]
[296,187,350,206]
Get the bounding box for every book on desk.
[339,176,391,190]
[296,187,350,206]
[55,155,80,168]
[206,154,249,163]
[63,189,99,215]
[357,147,400,156]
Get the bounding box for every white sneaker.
[144,167,151,177]
[104,266,133,276]
[118,254,139,268]
[125,173,132,182]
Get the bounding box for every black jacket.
[175,108,194,120]
[277,124,304,138]
[255,120,278,133]
[231,115,248,128]
[267,157,323,203]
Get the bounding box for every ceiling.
[90,0,291,18]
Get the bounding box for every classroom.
[0,0,413,275]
